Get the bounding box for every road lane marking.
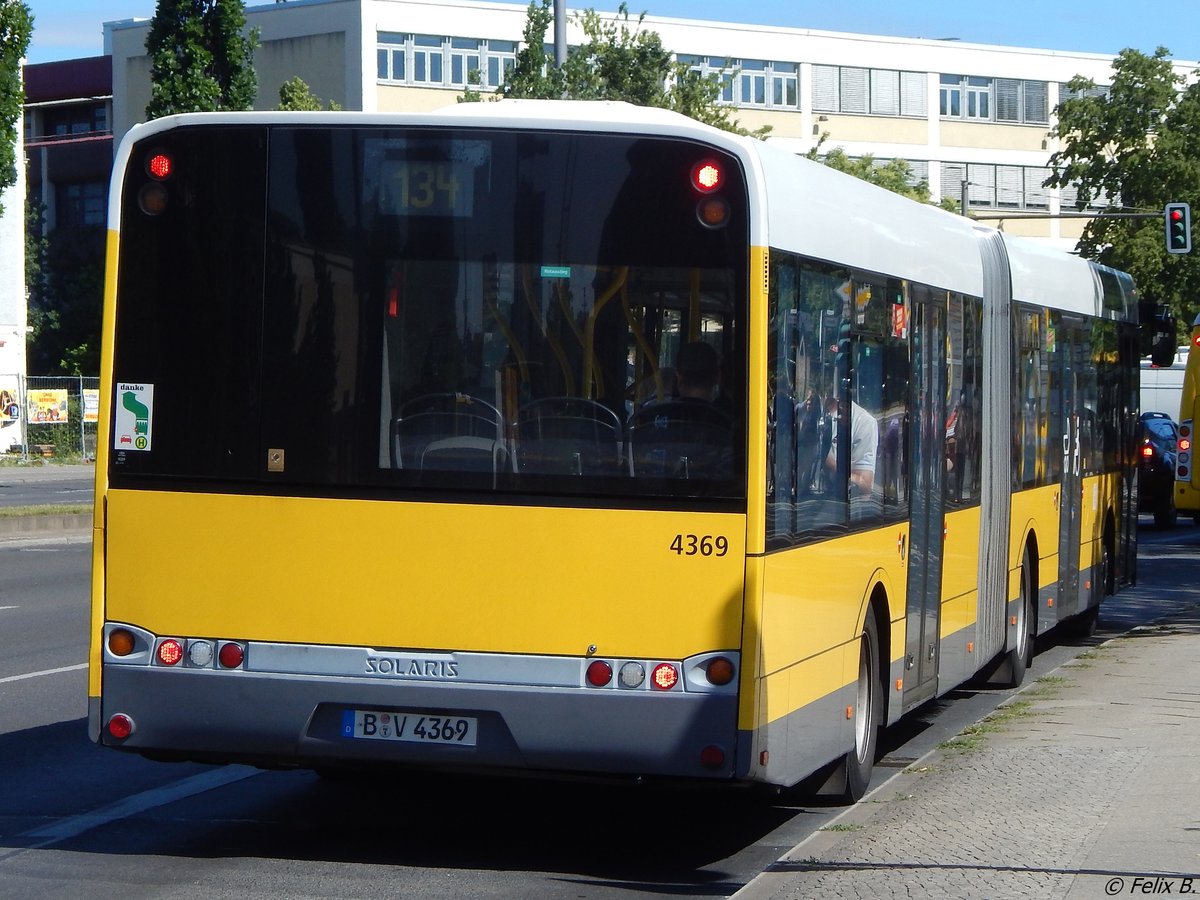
[15,766,261,849]
[0,605,16,611]
[0,663,87,684]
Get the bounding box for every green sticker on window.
[540,265,571,279]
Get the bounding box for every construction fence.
[0,375,101,461]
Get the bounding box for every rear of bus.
[89,109,756,782]
[1175,313,1200,522]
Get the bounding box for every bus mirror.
[1148,305,1177,368]
[1151,330,1176,367]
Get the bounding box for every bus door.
[1118,324,1139,587]
[903,289,947,706]
[1057,319,1085,616]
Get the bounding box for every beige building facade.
[103,0,1199,251]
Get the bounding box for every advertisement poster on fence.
[0,377,19,453]
[28,388,68,424]
[0,379,17,422]
[83,389,99,423]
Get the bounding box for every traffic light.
[1166,202,1191,254]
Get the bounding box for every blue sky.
[25,0,1200,65]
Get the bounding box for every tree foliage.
[26,202,104,376]
[805,139,955,211]
[1047,47,1200,328]
[145,0,259,118]
[467,1,767,138]
[277,76,341,111]
[0,1,31,217]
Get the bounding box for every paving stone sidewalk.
[735,607,1200,900]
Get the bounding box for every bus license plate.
[344,710,478,747]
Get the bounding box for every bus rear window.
[111,125,749,506]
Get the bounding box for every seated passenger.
[675,341,720,403]
[627,342,731,478]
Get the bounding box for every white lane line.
[16,766,262,849]
[0,605,16,611]
[0,663,87,684]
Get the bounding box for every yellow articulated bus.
[89,101,1138,801]
[1174,314,1200,523]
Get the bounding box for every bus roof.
[1001,233,1135,320]
[114,102,1132,315]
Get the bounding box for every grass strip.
[0,504,92,519]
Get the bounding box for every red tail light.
[651,663,679,690]
[156,639,184,666]
[691,159,723,193]
[147,152,173,180]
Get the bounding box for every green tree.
[1047,47,1200,332]
[496,0,564,100]
[277,75,341,111]
[0,1,32,218]
[26,221,104,375]
[25,200,48,343]
[806,141,956,210]
[145,0,259,118]
[470,1,766,137]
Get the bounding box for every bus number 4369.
[670,534,729,557]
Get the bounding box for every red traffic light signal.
[1166,202,1191,253]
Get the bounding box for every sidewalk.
[736,604,1200,899]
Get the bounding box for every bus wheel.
[1000,551,1035,688]
[841,612,882,802]
[1155,490,1177,529]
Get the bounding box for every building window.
[941,75,1048,124]
[1064,83,1111,102]
[34,102,109,140]
[680,55,803,108]
[412,35,444,84]
[739,59,766,105]
[486,41,517,88]
[59,181,106,228]
[939,74,961,117]
[942,162,1057,210]
[815,66,926,117]
[994,78,1048,124]
[772,62,798,107]
[724,59,800,108]
[450,38,481,87]
[377,31,406,81]
[678,56,735,104]
[377,34,519,91]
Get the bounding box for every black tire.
[1154,489,1177,529]
[839,612,882,803]
[1067,536,1107,639]
[999,550,1035,688]
[1066,604,1099,639]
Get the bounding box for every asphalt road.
[0,464,94,509]
[0,512,1194,899]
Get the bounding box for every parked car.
[1138,411,1179,527]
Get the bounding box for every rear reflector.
[218,642,245,669]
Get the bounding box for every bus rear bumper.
[94,664,743,781]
